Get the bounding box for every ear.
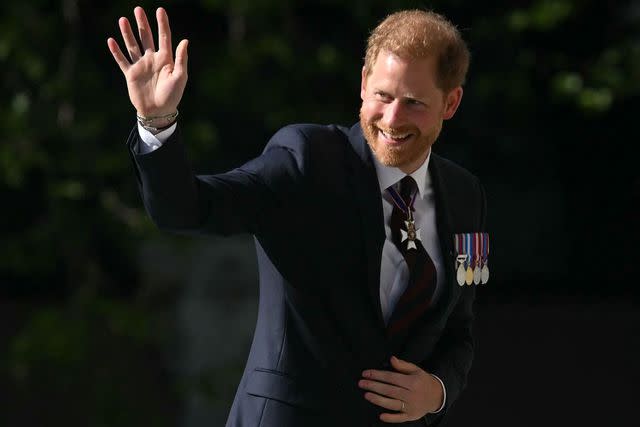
[360,66,368,101]
[442,86,463,120]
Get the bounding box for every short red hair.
[364,10,470,92]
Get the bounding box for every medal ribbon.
[482,232,489,263]
[387,185,418,218]
[474,233,480,266]
[465,234,471,269]
[486,233,490,256]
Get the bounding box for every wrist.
[427,374,446,414]
[137,110,179,133]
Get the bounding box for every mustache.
[372,123,417,137]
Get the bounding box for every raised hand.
[107,7,188,120]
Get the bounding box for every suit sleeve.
[127,124,305,236]
[422,177,487,426]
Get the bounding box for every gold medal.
[465,266,473,285]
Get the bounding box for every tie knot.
[399,176,417,202]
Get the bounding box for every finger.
[134,6,155,52]
[359,379,408,401]
[362,370,410,389]
[156,7,172,54]
[364,392,404,412]
[390,356,420,374]
[379,412,411,424]
[174,39,189,76]
[118,17,142,62]
[107,37,131,73]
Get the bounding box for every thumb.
[391,355,420,374]
[174,39,189,76]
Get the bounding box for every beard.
[359,109,442,171]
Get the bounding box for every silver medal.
[473,264,481,285]
[456,255,467,286]
[481,264,489,284]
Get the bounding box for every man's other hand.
[359,356,444,423]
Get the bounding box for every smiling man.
[109,7,486,427]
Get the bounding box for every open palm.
[107,7,188,118]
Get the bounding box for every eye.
[374,91,393,102]
[405,98,424,107]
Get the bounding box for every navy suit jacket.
[128,122,486,427]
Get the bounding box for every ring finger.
[118,17,142,62]
[364,392,405,412]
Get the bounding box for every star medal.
[387,183,420,250]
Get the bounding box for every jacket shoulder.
[266,123,349,150]
[263,124,351,171]
[431,153,480,185]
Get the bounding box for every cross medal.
[401,211,421,250]
[387,183,421,251]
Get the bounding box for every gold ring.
[401,400,405,412]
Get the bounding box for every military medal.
[454,235,466,286]
[464,233,473,285]
[473,233,481,285]
[455,232,490,286]
[456,255,467,286]
[480,232,490,284]
[387,184,420,250]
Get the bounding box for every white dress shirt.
[371,151,445,324]
[137,123,446,413]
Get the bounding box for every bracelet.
[136,110,179,126]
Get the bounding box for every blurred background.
[1,0,638,426]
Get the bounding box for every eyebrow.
[375,89,427,103]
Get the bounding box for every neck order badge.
[454,233,490,286]
[387,179,421,250]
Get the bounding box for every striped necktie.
[386,176,437,335]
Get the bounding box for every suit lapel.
[430,153,458,308]
[347,123,387,332]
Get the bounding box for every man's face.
[359,50,462,174]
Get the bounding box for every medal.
[456,232,490,286]
[456,255,467,286]
[401,212,422,250]
[387,184,420,250]
[480,232,490,284]
[473,233,481,285]
[473,263,481,285]
[465,265,473,285]
[481,264,490,284]
[454,235,466,286]
[464,233,473,285]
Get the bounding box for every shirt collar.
[372,149,432,197]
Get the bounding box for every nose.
[381,100,405,128]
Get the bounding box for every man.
[108,7,487,427]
